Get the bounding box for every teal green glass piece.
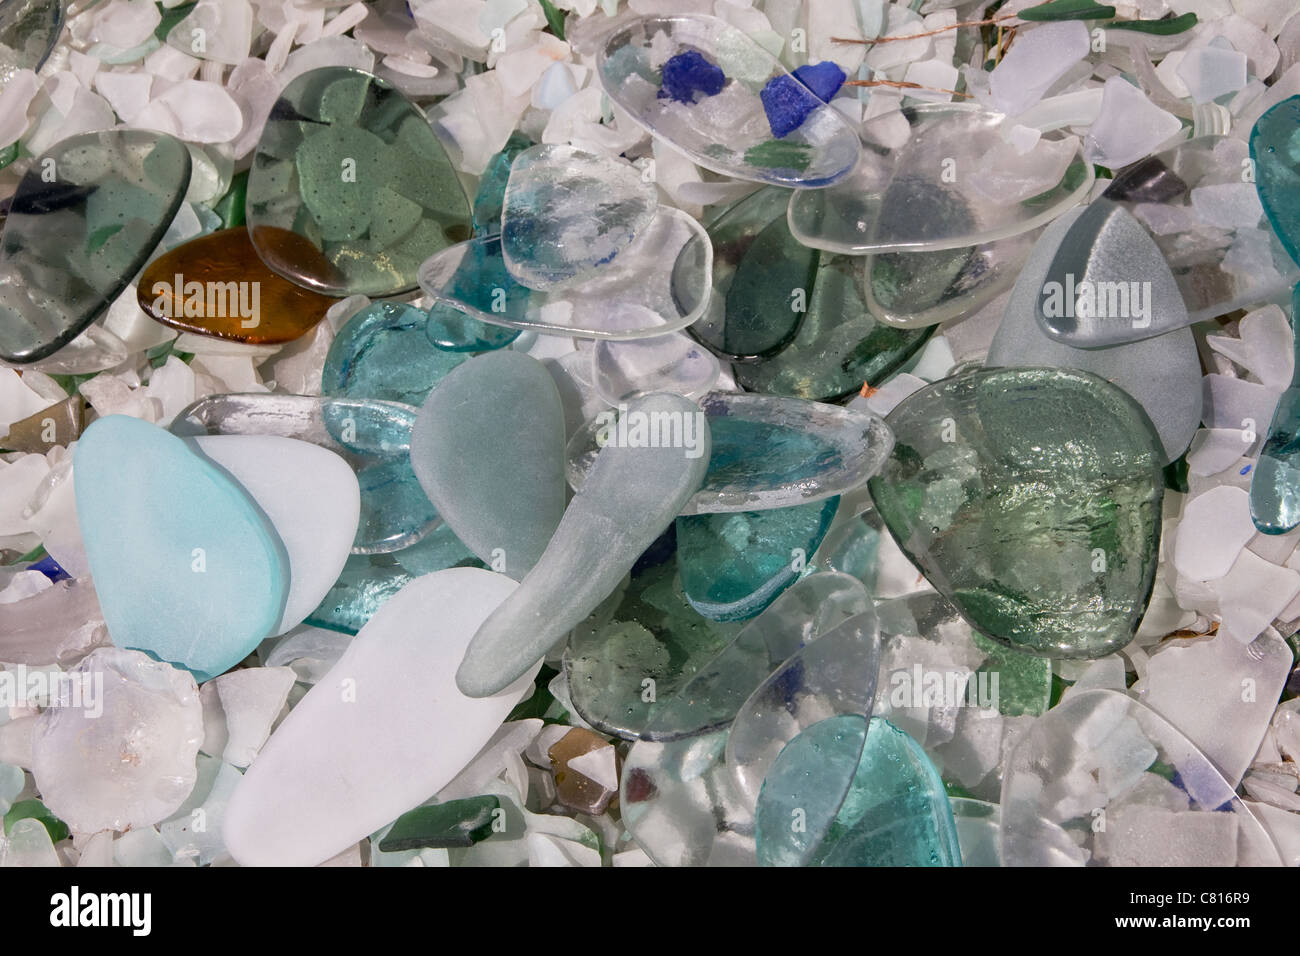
[425,301,519,352]
[73,415,288,681]
[247,67,471,297]
[676,497,838,621]
[3,798,68,843]
[172,392,439,554]
[692,187,932,399]
[971,632,1052,717]
[0,129,191,363]
[323,301,467,406]
[1250,95,1300,269]
[868,367,1164,658]
[306,525,483,634]
[564,530,744,739]
[0,0,64,87]
[756,716,961,867]
[1250,283,1300,534]
[472,131,533,236]
[378,796,500,850]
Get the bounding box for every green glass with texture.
[247,67,471,297]
[868,367,1164,658]
[756,716,961,867]
[0,129,191,363]
[1250,284,1300,534]
[0,0,63,90]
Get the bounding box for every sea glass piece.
[567,391,893,515]
[568,569,869,741]
[1035,199,1189,347]
[987,206,1203,463]
[472,132,532,237]
[410,351,566,580]
[591,332,720,404]
[951,798,1002,867]
[246,66,471,297]
[596,15,861,188]
[425,301,519,352]
[417,206,712,339]
[1250,285,1300,534]
[676,498,837,622]
[0,395,84,453]
[164,0,253,66]
[549,727,621,814]
[75,415,289,680]
[0,577,105,666]
[501,144,657,290]
[223,568,538,866]
[187,435,359,635]
[788,103,1092,254]
[377,796,501,851]
[620,607,879,867]
[1001,690,1282,866]
[1102,136,1299,324]
[457,393,710,699]
[868,367,1164,659]
[687,186,934,398]
[754,716,961,867]
[0,129,191,364]
[31,647,203,833]
[322,300,467,406]
[0,0,63,88]
[172,393,438,554]
[138,227,334,344]
[1251,95,1300,269]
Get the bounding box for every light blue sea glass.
[74,415,288,681]
[323,300,467,406]
[1249,282,1300,534]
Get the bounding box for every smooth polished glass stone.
[418,206,712,339]
[0,0,63,88]
[1250,95,1300,269]
[323,300,467,406]
[1035,200,1188,347]
[457,393,710,699]
[563,532,745,740]
[73,415,288,681]
[755,716,961,867]
[868,367,1164,659]
[574,570,869,742]
[425,301,519,352]
[676,498,837,622]
[246,67,471,297]
[1103,136,1298,324]
[0,394,83,453]
[549,726,621,814]
[223,569,539,866]
[1000,690,1282,866]
[567,391,893,515]
[472,132,532,237]
[789,104,1092,254]
[306,525,483,634]
[596,15,861,188]
[172,393,438,554]
[619,606,879,867]
[377,796,501,851]
[138,227,334,344]
[987,206,1203,463]
[410,351,567,581]
[501,144,657,291]
[1250,284,1300,534]
[0,130,191,364]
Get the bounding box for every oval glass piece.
[788,103,1093,253]
[171,393,438,555]
[0,0,64,86]
[0,129,192,364]
[1001,690,1282,866]
[567,391,893,514]
[247,67,471,297]
[596,15,861,188]
[418,206,712,339]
